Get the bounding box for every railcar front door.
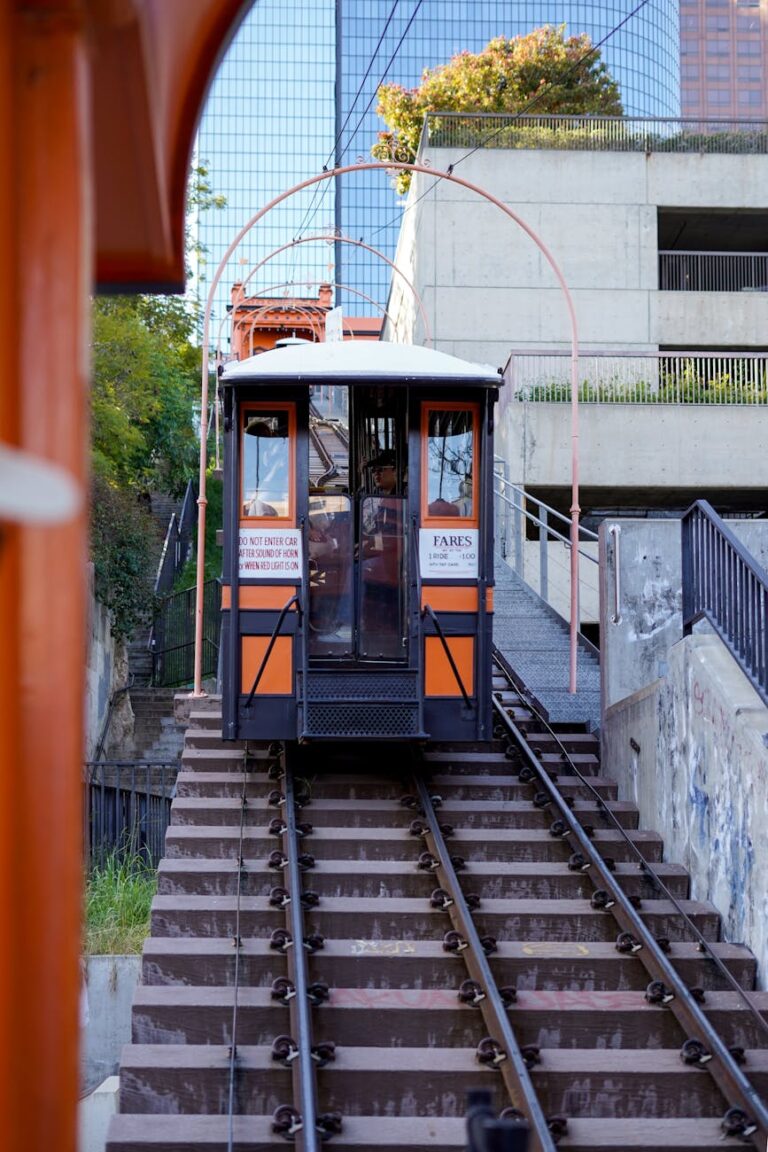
[307,384,408,664]
[307,492,408,662]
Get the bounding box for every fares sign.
[419,528,478,579]
[239,528,303,579]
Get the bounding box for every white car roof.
[222,340,501,386]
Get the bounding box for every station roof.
[222,340,503,387]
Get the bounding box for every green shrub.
[84,850,156,955]
[90,476,156,639]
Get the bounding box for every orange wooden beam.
[0,4,249,1151]
[0,7,90,1151]
[92,0,251,291]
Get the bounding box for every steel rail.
[411,772,552,1152]
[308,420,337,486]
[282,748,321,1152]
[225,744,252,1152]
[492,650,768,1043]
[491,666,768,1146]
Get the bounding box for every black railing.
[152,579,220,687]
[154,480,196,596]
[682,501,768,707]
[84,760,179,868]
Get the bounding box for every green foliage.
[522,364,768,404]
[89,163,226,639]
[91,295,200,497]
[84,850,156,955]
[172,471,223,590]
[372,26,623,192]
[90,476,156,639]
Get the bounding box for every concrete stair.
[493,557,601,730]
[129,688,186,762]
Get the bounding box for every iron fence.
[504,350,768,405]
[425,113,768,154]
[660,251,768,294]
[682,501,768,708]
[152,578,220,687]
[154,479,196,596]
[84,760,179,868]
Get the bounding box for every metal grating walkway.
[493,556,601,731]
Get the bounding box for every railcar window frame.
[239,401,296,523]
[420,401,479,529]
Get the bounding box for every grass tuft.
[85,850,156,955]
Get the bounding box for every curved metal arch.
[194,160,581,695]
[232,233,432,346]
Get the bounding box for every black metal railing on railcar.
[152,579,220,687]
[84,760,179,868]
[682,500,768,707]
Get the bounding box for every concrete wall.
[85,566,133,759]
[502,402,768,492]
[81,955,141,1093]
[384,147,768,364]
[600,518,768,711]
[603,634,768,986]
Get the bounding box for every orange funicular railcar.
[220,340,501,744]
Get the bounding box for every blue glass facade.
[197,1,680,331]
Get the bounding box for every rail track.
[108,654,768,1152]
[309,407,348,488]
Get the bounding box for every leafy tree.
[90,475,156,640]
[372,25,623,193]
[89,162,225,637]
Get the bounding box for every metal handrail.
[492,460,598,541]
[609,524,622,625]
[682,500,768,708]
[504,349,768,406]
[426,112,768,155]
[659,250,768,293]
[494,484,599,561]
[244,593,303,709]
[421,603,472,708]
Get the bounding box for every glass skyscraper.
[197,1,680,334]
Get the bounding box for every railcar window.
[424,407,476,520]
[242,408,291,518]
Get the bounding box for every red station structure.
[0,4,251,1150]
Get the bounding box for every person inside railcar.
[360,450,406,657]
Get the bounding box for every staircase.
[129,688,187,762]
[125,493,186,758]
[493,556,601,731]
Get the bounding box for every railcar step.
[162,823,665,862]
[155,856,691,901]
[140,936,757,994]
[149,893,721,943]
[105,1113,751,1151]
[168,795,640,830]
